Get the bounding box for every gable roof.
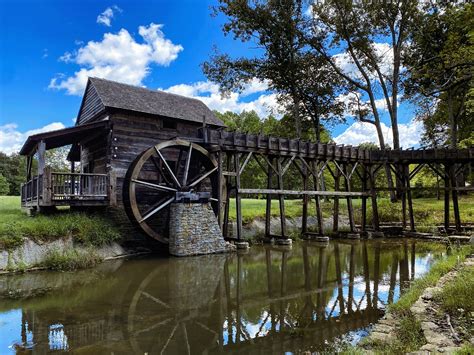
[77,77,224,127]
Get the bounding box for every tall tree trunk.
[448,90,457,149]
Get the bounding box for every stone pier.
[169,203,235,256]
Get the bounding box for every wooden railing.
[21,175,42,204]
[199,127,474,163]
[51,172,108,200]
[21,170,109,207]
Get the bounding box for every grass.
[435,263,474,344]
[389,245,471,314]
[226,195,474,229]
[0,196,122,250]
[40,248,103,271]
[352,246,472,354]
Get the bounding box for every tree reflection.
[5,239,443,354]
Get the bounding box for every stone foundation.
[169,203,235,256]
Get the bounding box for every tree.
[304,0,420,150]
[0,174,9,195]
[203,0,345,141]
[404,2,473,149]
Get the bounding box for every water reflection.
[0,239,442,354]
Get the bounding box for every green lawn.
[1,194,472,249]
[0,196,121,250]
[228,195,474,228]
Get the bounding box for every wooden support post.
[361,165,368,231]
[42,166,52,206]
[302,163,308,235]
[406,164,415,232]
[401,164,407,230]
[26,156,32,180]
[223,153,231,238]
[444,164,450,231]
[333,166,340,233]
[235,153,242,241]
[312,160,324,235]
[265,157,273,238]
[108,170,117,207]
[449,164,461,232]
[369,165,380,231]
[343,163,356,232]
[276,157,287,238]
[37,140,46,175]
[217,151,223,229]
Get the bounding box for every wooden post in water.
[223,153,231,239]
[406,164,415,231]
[361,166,368,231]
[302,162,308,235]
[276,157,287,238]
[312,160,324,235]
[449,164,461,232]
[343,163,356,232]
[235,152,242,241]
[444,163,450,231]
[217,150,223,229]
[333,166,340,233]
[265,157,273,238]
[401,164,407,230]
[368,164,380,231]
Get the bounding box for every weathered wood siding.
[79,131,110,174]
[109,112,203,204]
[77,83,105,125]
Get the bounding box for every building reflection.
[6,239,436,354]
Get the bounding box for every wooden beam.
[368,165,380,231]
[311,160,324,235]
[449,164,461,232]
[265,157,273,238]
[237,188,368,196]
[37,140,46,175]
[217,150,223,229]
[333,168,340,233]
[235,153,242,240]
[276,157,287,238]
[343,163,356,232]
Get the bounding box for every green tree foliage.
[217,110,332,194]
[0,153,30,195]
[203,0,345,140]
[405,2,473,148]
[0,174,9,195]
[0,146,69,196]
[304,0,420,150]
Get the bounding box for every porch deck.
[21,170,110,208]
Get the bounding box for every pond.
[0,239,446,354]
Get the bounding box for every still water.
[0,239,444,354]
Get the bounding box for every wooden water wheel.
[124,139,219,243]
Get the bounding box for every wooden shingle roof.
[78,77,224,127]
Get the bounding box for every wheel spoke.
[182,144,192,185]
[132,179,177,192]
[155,147,182,188]
[188,166,218,188]
[139,197,175,223]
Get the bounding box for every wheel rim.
[125,139,218,243]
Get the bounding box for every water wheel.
[124,139,219,243]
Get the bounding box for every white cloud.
[334,118,423,148]
[333,42,396,82]
[50,23,183,95]
[162,80,281,118]
[97,5,122,27]
[0,122,66,155]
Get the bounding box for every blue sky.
[0,0,422,154]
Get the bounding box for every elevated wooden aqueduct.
[20,78,473,250]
